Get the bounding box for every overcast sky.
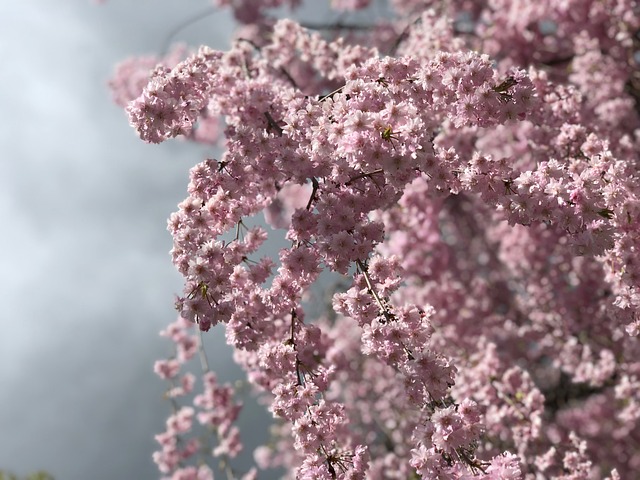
[0,1,278,479]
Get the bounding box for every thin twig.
[160,6,218,55]
[319,85,345,102]
[300,22,373,31]
[264,111,284,136]
[387,15,422,56]
[345,168,384,186]
[355,259,395,322]
[306,177,320,210]
[197,330,211,373]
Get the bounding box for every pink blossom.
[117,1,640,477]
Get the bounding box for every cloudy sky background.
[0,1,265,478]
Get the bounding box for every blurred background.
[0,1,270,478]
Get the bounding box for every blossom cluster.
[153,317,257,480]
[114,0,640,478]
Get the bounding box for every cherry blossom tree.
[111,0,640,478]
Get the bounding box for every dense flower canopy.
[112,0,640,478]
